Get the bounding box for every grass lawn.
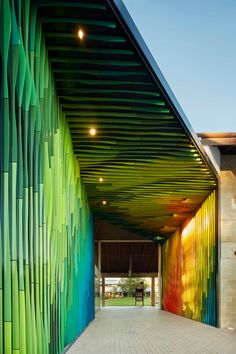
[105,296,151,306]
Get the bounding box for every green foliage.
[118,278,148,296]
[111,285,118,294]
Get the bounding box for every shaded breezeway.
[67,307,236,354]
[0,1,222,353]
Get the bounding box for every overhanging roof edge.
[108,0,219,181]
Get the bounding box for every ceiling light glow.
[78,29,85,40]
[89,127,96,136]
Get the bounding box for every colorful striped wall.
[0,1,94,353]
[162,191,217,326]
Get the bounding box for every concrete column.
[97,242,102,309]
[98,241,101,276]
[102,277,105,307]
[220,155,236,328]
[158,244,162,310]
[151,277,155,306]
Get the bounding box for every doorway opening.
[102,277,159,307]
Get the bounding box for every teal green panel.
[0,2,94,354]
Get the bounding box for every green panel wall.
[0,1,94,353]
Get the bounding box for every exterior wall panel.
[163,191,217,326]
[0,1,94,353]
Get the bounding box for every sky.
[123,0,236,133]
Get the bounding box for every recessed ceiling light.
[89,127,96,136]
[102,200,107,205]
[99,177,103,182]
[78,29,85,40]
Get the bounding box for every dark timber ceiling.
[101,242,158,275]
[36,0,218,241]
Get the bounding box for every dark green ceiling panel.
[36,0,218,241]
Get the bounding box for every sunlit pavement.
[67,307,236,354]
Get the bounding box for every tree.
[118,278,148,296]
[111,285,118,296]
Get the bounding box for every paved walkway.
[67,307,236,354]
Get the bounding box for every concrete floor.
[67,307,236,354]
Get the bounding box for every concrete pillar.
[220,155,236,328]
[98,242,102,309]
[151,277,155,306]
[158,244,162,310]
[98,241,101,276]
[102,277,105,307]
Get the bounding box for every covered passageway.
[0,1,220,353]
